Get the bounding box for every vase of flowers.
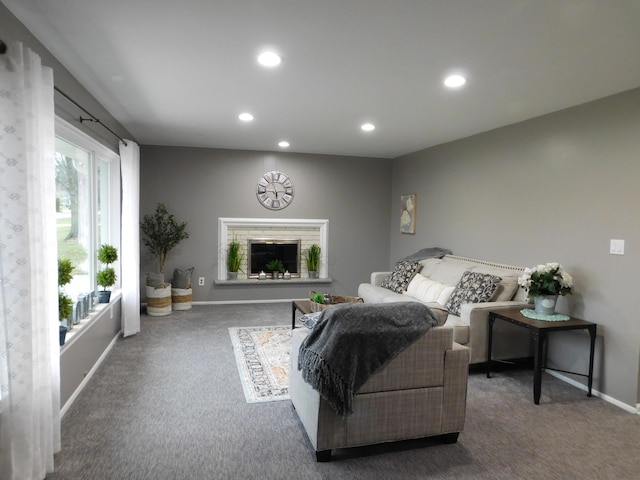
[518,263,573,315]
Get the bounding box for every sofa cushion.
[405,273,455,305]
[358,283,405,303]
[445,271,502,316]
[443,316,470,345]
[380,261,420,294]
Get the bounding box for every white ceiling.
[5,0,640,158]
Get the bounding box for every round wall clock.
[256,170,294,210]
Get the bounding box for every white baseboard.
[191,299,303,305]
[546,370,638,414]
[60,330,121,418]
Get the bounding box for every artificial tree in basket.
[140,203,190,282]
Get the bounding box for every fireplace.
[217,218,328,281]
[248,239,301,278]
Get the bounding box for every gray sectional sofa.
[357,254,534,364]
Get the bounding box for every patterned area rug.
[228,325,291,403]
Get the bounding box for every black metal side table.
[486,307,596,405]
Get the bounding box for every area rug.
[228,325,291,403]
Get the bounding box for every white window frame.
[55,117,121,343]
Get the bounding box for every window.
[55,118,121,317]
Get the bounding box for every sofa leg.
[441,432,459,444]
[316,449,331,462]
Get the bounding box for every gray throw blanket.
[397,246,452,263]
[297,302,438,417]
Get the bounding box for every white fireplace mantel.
[217,218,329,281]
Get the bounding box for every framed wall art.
[400,194,416,234]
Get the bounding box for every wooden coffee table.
[291,300,313,328]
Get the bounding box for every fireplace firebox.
[248,239,301,278]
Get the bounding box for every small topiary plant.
[58,258,74,322]
[97,244,118,291]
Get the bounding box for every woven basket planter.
[146,284,172,316]
[309,290,364,312]
[171,287,193,310]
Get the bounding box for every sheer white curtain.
[120,140,141,336]
[0,41,60,480]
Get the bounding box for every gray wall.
[0,1,132,152]
[391,88,640,408]
[139,146,392,301]
[60,298,122,408]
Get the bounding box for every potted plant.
[227,236,245,280]
[266,259,284,279]
[140,203,190,279]
[518,262,573,315]
[303,244,321,279]
[140,203,189,316]
[58,258,74,345]
[97,243,118,303]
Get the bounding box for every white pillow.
[405,273,455,305]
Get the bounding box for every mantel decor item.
[303,244,321,279]
[266,259,284,279]
[227,236,245,280]
[400,194,416,234]
[518,262,573,315]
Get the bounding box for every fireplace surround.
[218,218,328,281]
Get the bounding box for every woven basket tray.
[309,290,364,312]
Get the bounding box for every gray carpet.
[47,303,640,480]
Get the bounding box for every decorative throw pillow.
[171,267,194,289]
[445,271,502,316]
[405,273,455,305]
[380,261,421,294]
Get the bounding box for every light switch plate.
[609,239,625,255]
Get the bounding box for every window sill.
[61,290,121,352]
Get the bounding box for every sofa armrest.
[460,301,533,363]
[370,271,392,287]
[441,342,469,433]
[460,300,532,323]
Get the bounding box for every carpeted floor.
[47,302,640,480]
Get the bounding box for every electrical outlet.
[198,277,205,286]
[610,239,625,255]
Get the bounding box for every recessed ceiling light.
[444,74,466,88]
[278,141,290,148]
[258,51,282,67]
[361,123,375,132]
[239,112,254,122]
